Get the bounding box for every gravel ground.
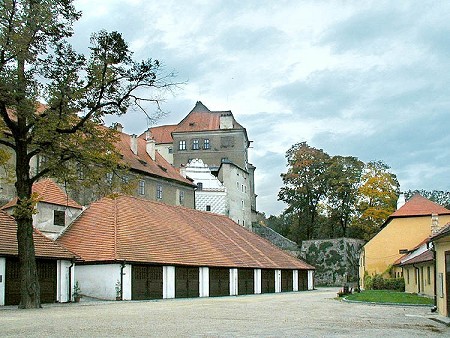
[0,287,448,337]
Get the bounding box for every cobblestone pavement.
[0,287,448,337]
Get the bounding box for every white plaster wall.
[308,270,314,290]
[199,267,209,297]
[75,264,121,300]
[34,202,82,239]
[56,260,72,303]
[230,268,238,296]
[122,264,132,300]
[293,270,299,292]
[196,191,227,215]
[155,144,173,165]
[275,270,282,293]
[0,257,5,306]
[163,266,175,299]
[254,269,261,294]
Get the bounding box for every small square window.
[179,190,184,205]
[192,139,199,150]
[197,182,203,191]
[54,210,65,226]
[206,205,211,211]
[168,147,173,154]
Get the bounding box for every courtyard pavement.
[0,287,448,337]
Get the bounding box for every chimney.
[396,193,406,210]
[146,138,156,161]
[113,123,123,133]
[431,214,440,235]
[220,113,233,129]
[130,134,138,155]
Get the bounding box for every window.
[203,139,210,149]
[168,147,173,154]
[122,175,129,184]
[156,185,163,199]
[179,190,184,205]
[221,157,229,163]
[138,180,145,195]
[406,269,410,284]
[427,266,431,285]
[192,139,199,150]
[206,205,211,211]
[241,200,245,210]
[54,210,65,226]
[179,140,186,150]
[236,182,239,189]
[106,172,113,184]
[197,182,203,191]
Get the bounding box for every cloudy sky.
[72,0,450,216]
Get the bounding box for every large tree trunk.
[15,142,41,308]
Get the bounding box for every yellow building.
[395,242,434,297]
[359,194,450,288]
[431,224,450,317]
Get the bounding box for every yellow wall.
[403,263,434,297]
[435,237,450,317]
[360,214,450,288]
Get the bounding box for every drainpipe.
[68,260,74,302]
[120,261,126,300]
[431,246,437,308]
[413,264,420,294]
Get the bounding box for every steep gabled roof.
[1,179,82,210]
[390,194,450,218]
[0,210,76,259]
[115,132,194,187]
[57,195,314,270]
[172,101,245,134]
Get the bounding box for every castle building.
[145,101,257,228]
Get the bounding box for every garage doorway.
[132,265,163,300]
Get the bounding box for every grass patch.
[345,290,433,305]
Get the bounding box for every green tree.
[0,0,176,308]
[326,155,364,237]
[278,142,330,239]
[356,161,400,240]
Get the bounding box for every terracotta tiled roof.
[1,179,82,210]
[142,125,176,144]
[57,195,314,270]
[115,132,194,187]
[172,101,245,133]
[390,194,450,218]
[399,249,434,266]
[0,210,76,259]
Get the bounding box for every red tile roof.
[390,194,450,218]
[399,249,434,266]
[143,125,176,144]
[172,101,245,133]
[0,210,76,259]
[115,132,194,187]
[57,195,314,270]
[1,179,82,210]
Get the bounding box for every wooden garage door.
[298,270,308,291]
[281,270,293,292]
[238,268,254,295]
[175,267,199,298]
[209,268,230,297]
[261,269,275,293]
[132,265,163,300]
[5,258,56,306]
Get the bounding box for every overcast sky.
[72,0,450,216]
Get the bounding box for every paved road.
[0,287,448,337]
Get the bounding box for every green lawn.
[344,290,434,305]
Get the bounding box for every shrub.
[364,274,405,291]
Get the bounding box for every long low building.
[57,195,314,300]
